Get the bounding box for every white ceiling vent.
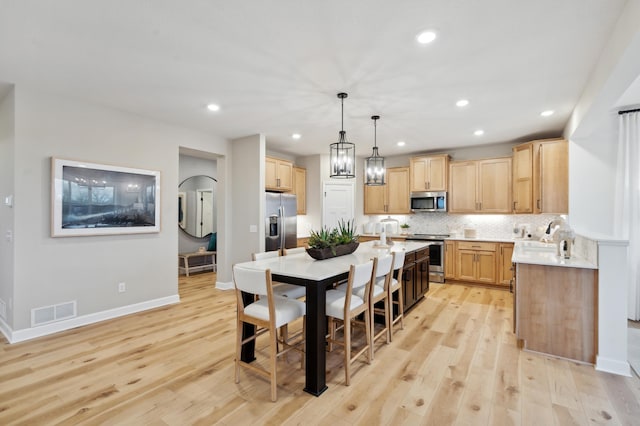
[31,301,77,327]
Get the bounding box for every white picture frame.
[51,157,161,237]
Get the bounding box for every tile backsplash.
[366,213,562,240]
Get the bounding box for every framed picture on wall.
[51,157,161,237]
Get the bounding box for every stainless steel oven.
[406,234,448,283]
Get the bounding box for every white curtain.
[615,111,640,320]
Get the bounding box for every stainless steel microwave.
[410,191,447,212]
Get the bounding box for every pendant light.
[330,92,356,178]
[365,115,385,186]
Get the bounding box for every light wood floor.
[2,273,640,425]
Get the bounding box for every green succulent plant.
[308,219,359,254]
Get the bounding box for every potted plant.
[400,223,410,234]
[306,219,359,260]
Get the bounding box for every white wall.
[563,0,640,376]
[6,86,228,338]
[0,88,15,330]
[229,135,264,272]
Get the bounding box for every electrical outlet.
[118,282,126,293]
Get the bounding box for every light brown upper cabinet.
[409,154,449,192]
[512,138,568,214]
[512,144,533,213]
[293,166,306,215]
[265,156,293,192]
[449,157,512,213]
[364,167,411,215]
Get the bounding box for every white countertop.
[237,240,430,282]
[446,236,517,243]
[511,240,598,269]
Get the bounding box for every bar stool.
[233,265,305,402]
[252,251,306,299]
[325,259,375,385]
[389,250,406,340]
[370,253,394,357]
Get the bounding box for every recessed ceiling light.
[540,110,554,117]
[474,130,484,136]
[207,103,220,112]
[416,31,437,44]
[456,99,469,107]
[292,133,301,140]
[397,141,406,147]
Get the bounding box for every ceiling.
[0,0,629,158]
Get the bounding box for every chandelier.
[365,115,385,185]
[330,92,355,178]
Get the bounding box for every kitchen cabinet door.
[449,161,477,212]
[477,158,512,213]
[449,158,512,213]
[265,156,293,192]
[386,167,411,214]
[537,140,568,214]
[409,155,449,192]
[402,262,417,310]
[476,251,497,283]
[456,250,477,281]
[293,166,306,215]
[363,167,410,214]
[415,249,430,295]
[444,240,456,280]
[498,243,514,286]
[363,184,386,214]
[512,144,533,213]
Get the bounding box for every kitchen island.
[236,240,430,396]
[512,240,598,363]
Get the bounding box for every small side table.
[178,251,217,276]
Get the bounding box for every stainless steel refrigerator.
[265,192,297,252]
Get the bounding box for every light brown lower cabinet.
[515,263,597,363]
[445,240,513,288]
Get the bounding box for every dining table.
[235,239,430,396]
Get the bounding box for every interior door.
[196,189,214,237]
[322,181,354,230]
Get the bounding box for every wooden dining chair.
[233,264,305,402]
[325,259,375,386]
[389,250,406,340]
[252,251,306,299]
[370,253,395,357]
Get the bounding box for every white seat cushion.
[244,297,305,328]
[375,277,386,287]
[335,282,383,300]
[325,289,365,320]
[389,277,401,291]
[272,283,306,299]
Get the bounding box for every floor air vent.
[31,301,77,327]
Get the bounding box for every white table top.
[236,240,430,281]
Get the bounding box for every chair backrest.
[375,253,394,279]
[233,264,271,296]
[252,250,280,261]
[392,250,406,270]
[351,259,374,291]
[284,247,306,255]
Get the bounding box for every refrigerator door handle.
[280,205,285,250]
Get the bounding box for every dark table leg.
[240,291,256,362]
[304,281,328,396]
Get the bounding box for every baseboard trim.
[596,355,632,377]
[3,294,180,344]
[216,280,234,291]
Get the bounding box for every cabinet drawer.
[457,241,497,251]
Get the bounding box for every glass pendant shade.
[330,93,356,178]
[365,115,385,185]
